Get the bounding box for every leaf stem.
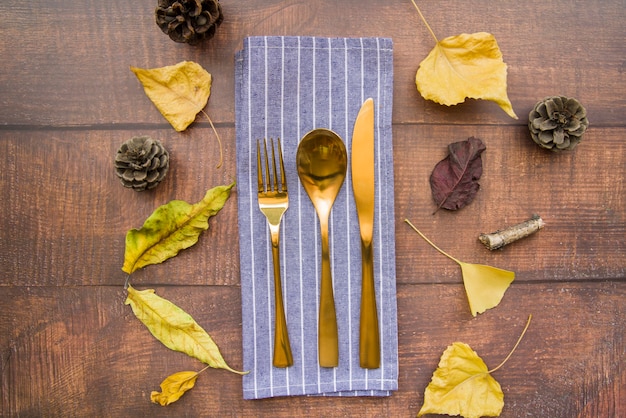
[409,0,439,44]
[201,110,224,169]
[404,219,461,265]
[488,314,533,374]
[197,364,211,375]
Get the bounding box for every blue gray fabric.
[235,36,398,399]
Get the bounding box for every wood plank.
[1,282,623,416]
[0,128,236,286]
[393,124,626,283]
[0,0,624,126]
[2,125,624,286]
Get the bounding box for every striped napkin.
[234,36,398,399]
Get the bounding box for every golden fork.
[257,138,293,368]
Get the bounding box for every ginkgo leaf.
[409,1,517,119]
[122,182,234,274]
[404,219,515,316]
[125,285,248,375]
[458,262,515,316]
[417,342,504,418]
[151,371,200,406]
[131,61,213,132]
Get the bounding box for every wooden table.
[1,1,624,416]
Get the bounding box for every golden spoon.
[296,128,347,368]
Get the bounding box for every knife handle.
[360,242,380,369]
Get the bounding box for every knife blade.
[351,98,380,369]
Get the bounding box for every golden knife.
[351,98,380,369]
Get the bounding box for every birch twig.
[479,214,545,250]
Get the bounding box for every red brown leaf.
[430,137,486,212]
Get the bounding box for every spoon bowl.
[296,128,347,367]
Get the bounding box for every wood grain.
[1,0,625,416]
[1,125,623,286]
[1,283,623,417]
[0,0,623,126]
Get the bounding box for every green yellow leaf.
[417,342,504,418]
[415,32,517,119]
[404,219,515,316]
[122,183,234,274]
[131,61,213,132]
[125,285,248,375]
[151,371,199,406]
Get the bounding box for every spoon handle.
[319,219,338,367]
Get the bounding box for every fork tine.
[257,139,264,193]
[277,138,287,193]
[270,138,278,193]
[263,138,271,192]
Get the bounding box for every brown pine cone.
[528,96,589,151]
[155,0,223,45]
[115,136,169,191]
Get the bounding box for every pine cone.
[528,96,589,151]
[155,0,223,45]
[115,136,169,191]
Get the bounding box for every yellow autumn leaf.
[418,316,532,418]
[410,1,517,119]
[151,371,200,406]
[125,285,248,375]
[405,219,515,316]
[122,183,234,274]
[131,61,212,132]
[459,262,515,316]
[417,342,504,418]
[415,32,517,119]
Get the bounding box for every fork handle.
[271,244,293,368]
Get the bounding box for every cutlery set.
[257,98,380,369]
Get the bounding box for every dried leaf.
[151,371,199,406]
[404,220,515,316]
[418,316,532,418]
[430,137,486,212]
[417,342,504,418]
[122,183,234,274]
[409,1,517,119]
[131,61,212,132]
[125,285,248,375]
